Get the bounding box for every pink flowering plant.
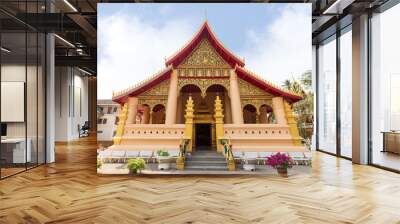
[266,152,294,169]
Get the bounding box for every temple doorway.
[195,123,212,150]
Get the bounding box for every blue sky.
[98,3,311,99]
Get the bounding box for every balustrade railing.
[219,138,235,171]
[177,138,190,170]
[123,124,185,138]
[223,124,292,139]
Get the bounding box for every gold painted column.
[214,96,225,152]
[272,97,287,125]
[126,97,138,124]
[184,96,194,152]
[113,103,128,145]
[165,70,178,124]
[284,101,302,146]
[229,70,244,124]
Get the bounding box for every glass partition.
[0,2,46,179]
[1,31,28,177]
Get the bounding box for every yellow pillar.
[284,101,302,146]
[184,96,194,152]
[214,96,225,152]
[113,103,128,145]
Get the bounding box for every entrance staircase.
[185,150,228,171]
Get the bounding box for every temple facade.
[110,21,306,160]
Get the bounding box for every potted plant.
[266,153,293,177]
[126,158,146,174]
[156,150,171,170]
[97,158,102,169]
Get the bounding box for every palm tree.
[282,70,314,140]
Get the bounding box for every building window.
[340,27,352,158]
[115,117,120,125]
[370,4,400,171]
[97,130,103,134]
[113,131,117,137]
[97,119,102,124]
[102,119,107,124]
[107,107,112,114]
[113,107,118,113]
[318,36,337,155]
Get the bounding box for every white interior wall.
[1,65,35,138]
[55,66,89,141]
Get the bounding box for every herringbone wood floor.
[1,136,400,224]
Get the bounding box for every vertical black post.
[367,11,373,165]
[315,45,320,151]
[25,0,28,171]
[336,29,341,157]
[0,20,2,179]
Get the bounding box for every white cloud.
[98,14,196,99]
[239,5,311,85]
[98,5,311,99]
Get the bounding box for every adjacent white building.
[97,99,120,143]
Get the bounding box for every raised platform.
[97,163,310,175]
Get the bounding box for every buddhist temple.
[110,21,306,168]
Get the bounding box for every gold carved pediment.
[178,38,231,69]
[238,78,273,98]
[139,80,170,96]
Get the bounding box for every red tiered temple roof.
[112,21,303,104]
[112,66,173,104]
[165,21,245,68]
[235,66,303,103]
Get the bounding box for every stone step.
[185,156,226,162]
[185,165,228,171]
[190,152,222,156]
[185,150,228,170]
[185,160,227,166]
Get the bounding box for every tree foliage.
[282,70,314,140]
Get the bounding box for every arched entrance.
[178,84,231,150]
[259,104,275,124]
[243,104,257,124]
[137,104,150,124]
[151,104,166,124]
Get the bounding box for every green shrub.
[97,159,102,169]
[156,150,170,157]
[126,158,146,174]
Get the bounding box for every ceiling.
[0,0,394,76]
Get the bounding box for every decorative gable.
[238,78,274,98]
[178,38,231,69]
[139,79,170,96]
